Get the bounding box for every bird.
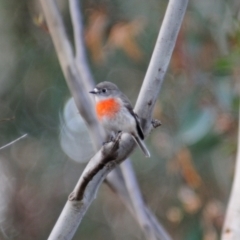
[89,81,150,157]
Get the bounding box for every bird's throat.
[96,98,121,120]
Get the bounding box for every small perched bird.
[89,81,150,157]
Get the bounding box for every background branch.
[69,0,95,89]
[39,0,102,149]
[221,104,240,240]
[121,160,172,240]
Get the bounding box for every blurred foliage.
[0,0,239,239]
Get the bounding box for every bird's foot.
[102,131,122,145]
[114,131,122,142]
[102,136,116,145]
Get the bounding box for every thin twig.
[0,134,28,151]
[0,117,15,123]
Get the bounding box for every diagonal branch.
[135,0,188,124]
[69,0,95,90]
[121,160,171,240]
[40,0,169,238]
[39,0,189,239]
[69,0,169,238]
[39,0,102,150]
[41,0,167,238]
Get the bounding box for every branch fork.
[69,133,122,201]
[39,0,189,239]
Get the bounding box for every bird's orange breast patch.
[96,98,120,120]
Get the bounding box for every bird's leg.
[102,132,116,145]
[114,131,122,142]
[102,131,122,145]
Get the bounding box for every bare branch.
[40,1,166,238]
[135,0,188,129]
[105,168,134,214]
[151,119,162,129]
[69,0,95,90]
[48,134,132,240]
[39,0,103,150]
[40,0,188,239]
[69,132,122,200]
[121,160,172,240]
[39,0,150,231]
[68,1,169,239]
[107,165,171,240]
[0,134,28,151]
[221,105,240,240]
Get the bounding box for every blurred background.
[0,0,239,239]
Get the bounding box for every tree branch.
[39,0,102,150]
[40,0,166,236]
[68,0,170,239]
[221,104,240,240]
[69,0,95,90]
[39,0,189,239]
[135,0,188,126]
[121,160,172,240]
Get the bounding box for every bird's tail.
[132,135,151,158]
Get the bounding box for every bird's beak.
[89,88,98,94]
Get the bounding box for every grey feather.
[132,135,150,158]
[118,92,145,140]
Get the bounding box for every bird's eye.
[102,88,107,93]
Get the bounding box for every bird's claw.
[102,131,122,145]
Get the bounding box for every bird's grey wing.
[119,93,145,140]
[133,113,145,140]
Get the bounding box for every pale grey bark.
[221,105,240,240]
[68,0,170,238]
[39,0,102,150]
[121,160,171,240]
[39,0,189,239]
[69,0,95,90]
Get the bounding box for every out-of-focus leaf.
[214,78,233,110]
[166,206,183,223]
[185,219,203,240]
[60,98,94,163]
[105,19,145,61]
[214,57,233,76]
[175,148,203,188]
[85,8,108,63]
[211,145,234,192]
[179,108,216,145]
[178,185,202,214]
